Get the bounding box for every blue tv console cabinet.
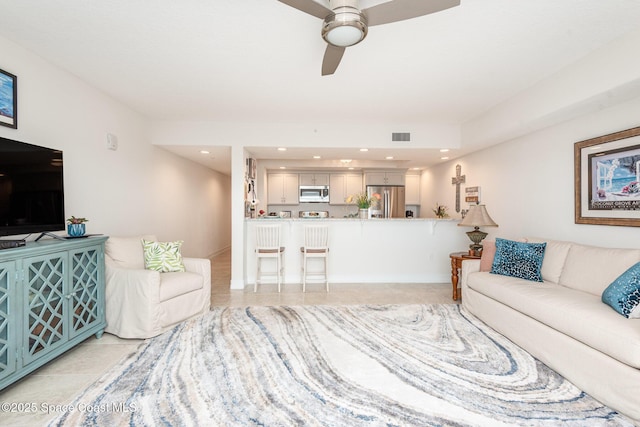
[0,236,108,390]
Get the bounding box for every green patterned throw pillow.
[142,239,186,272]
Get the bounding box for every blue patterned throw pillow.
[602,262,640,319]
[490,238,546,282]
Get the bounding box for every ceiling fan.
[278,0,460,75]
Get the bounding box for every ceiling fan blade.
[277,0,332,19]
[364,0,460,26]
[321,44,346,76]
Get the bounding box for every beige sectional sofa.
[460,238,640,424]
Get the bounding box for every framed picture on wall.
[0,68,17,129]
[465,186,481,204]
[575,126,640,226]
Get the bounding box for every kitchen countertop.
[247,217,458,222]
[243,217,468,287]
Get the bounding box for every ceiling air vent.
[392,132,410,142]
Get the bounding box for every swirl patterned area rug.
[50,304,632,426]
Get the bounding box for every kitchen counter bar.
[250,217,433,221]
[243,218,470,288]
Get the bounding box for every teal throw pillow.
[602,262,640,319]
[142,239,186,273]
[490,238,546,282]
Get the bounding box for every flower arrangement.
[433,203,449,219]
[66,216,88,224]
[346,192,378,209]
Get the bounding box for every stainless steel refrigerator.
[367,185,406,218]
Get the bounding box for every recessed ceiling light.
[277,147,287,151]
[359,148,369,152]
[279,166,286,169]
[441,156,449,160]
[440,149,450,153]
[385,156,394,160]
[348,167,354,170]
[313,155,321,159]
[340,159,352,164]
[200,150,210,155]
[411,167,421,170]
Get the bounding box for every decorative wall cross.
[451,164,465,213]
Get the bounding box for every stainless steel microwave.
[299,186,329,203]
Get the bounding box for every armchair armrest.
[104,265,162,338]
[182,257,212,312]
[460,259,481,291]
[183,257,210,277]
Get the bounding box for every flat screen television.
[0,136,65,237]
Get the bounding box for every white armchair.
[104,235,211,339]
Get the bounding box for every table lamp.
[458,204,498,255]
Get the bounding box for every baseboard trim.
[230,278,245,290]
[208,245,231,260]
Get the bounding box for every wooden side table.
[450,251,481,300]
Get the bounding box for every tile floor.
[0,248,455,426]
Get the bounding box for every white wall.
[150,147,231,257]
[423,95,640,249]
[461,27,640,152]
[420,27,640,249]
[0,36,231,257]
[5,23,637,283]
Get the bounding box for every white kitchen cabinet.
[299,173,329,186]
[345,174,363,199]
[329,173,363,205]
[405,174,421,205]
[267,173,299,205]
[364,171,405,186]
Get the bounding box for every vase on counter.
[359,208,369,219]
[67,223,86,237]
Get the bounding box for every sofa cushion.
[559,244,640,296]
[491,238,546,282]
[602,262,640,318]
[105,235,157,269]
[143,240,186,273]
[159,271,203,302]
[479,241,495,272]
[526,238,572,284]
[467,271,640,369]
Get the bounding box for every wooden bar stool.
[300,225,329,292]
[255,225,285,292]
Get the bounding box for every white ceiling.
[2,0,640,175]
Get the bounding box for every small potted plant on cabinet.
[67,216,88,237]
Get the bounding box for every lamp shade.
[458,204,498,228]
[458,205,498,255]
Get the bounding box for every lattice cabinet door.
[0,237,107,391]
[0,261,17,383]
[22,253,67,366]
[68,245,103,339]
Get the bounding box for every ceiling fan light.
[322,7,367,47]
[325,25,363,47]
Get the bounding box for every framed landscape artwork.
[0,68,17,129]
[575,126,640,226]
